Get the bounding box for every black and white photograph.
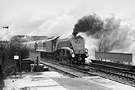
[0,0,135,90]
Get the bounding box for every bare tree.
[98,17,126,52]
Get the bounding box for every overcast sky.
[0,0,135,38]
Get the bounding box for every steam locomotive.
[23,35,88,65]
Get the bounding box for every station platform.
[3,71,135,90]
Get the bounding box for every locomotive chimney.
[72,28,78,37]
[72,32,76,37]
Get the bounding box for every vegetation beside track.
[0,40,29,78]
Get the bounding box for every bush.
[0,40,29,78]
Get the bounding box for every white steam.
[78,33,98,62]
[77,17,135,65]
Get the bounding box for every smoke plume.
[73,14,127,52]
[73,14,135,65]
[72,14,103,37]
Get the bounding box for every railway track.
[88,62,135,87]
[60,63,97,76]
[28,52,135,86]
[40,59,96,78]
[91,62,135,78]
[40,58,135,87]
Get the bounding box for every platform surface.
[3,71,135,90]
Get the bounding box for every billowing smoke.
[73,13,135,65]
[72,14,103,37]
[73,14,127,52]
